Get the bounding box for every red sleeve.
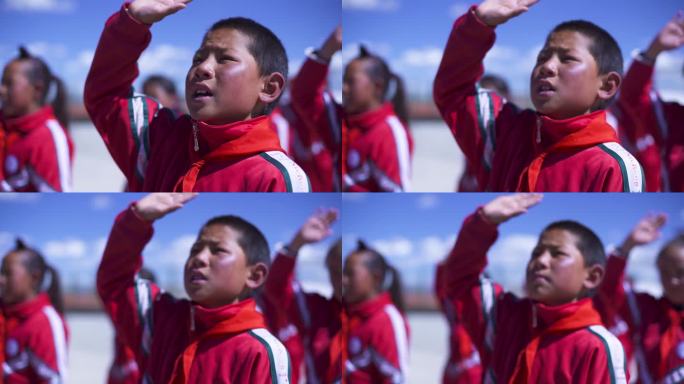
[368,123,412,192]
[368,312,410,384]
[290,57,341,156]
[262,253,298,330]
[27,125,73,192]
[97,205,161,370]
[433,7,516,186]
[596,254,629,319]
[84,6,163,191]
[619,59,655,125]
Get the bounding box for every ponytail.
[355,240,406,313]
[387,73,409,125]
[42,264,64,315]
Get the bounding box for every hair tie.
[40,268,53,292]
[382,268,394,291]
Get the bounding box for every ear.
[245,262,268,290]
[582,264,605,291]
[596,71,621,102]
[258,72,285,106]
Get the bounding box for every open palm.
[476,0,539,27]
[481,193,543,224]
[128,0,192,24]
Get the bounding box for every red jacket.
[289,55,342,191]
[599,255,684,383]
[344,292,410,384]
[84,6,310,192]
[262,252,341,384]
[435,264,483,384]
[107,334,140,384]
[1,293,69,383]
[440,210,629,383]
[433,8,644,192]
[271,104,334,192]
[617,58,684,192]
[97,205,291,384]
[1,106,74,192]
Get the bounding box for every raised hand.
[475,0,539,27]
[133,193,197,222]
[127,0,193,25]
[319,26,342,62]
[287,208,339,255]
[619,213,668,256]
[645,11,684,61]
[481,193,543,225]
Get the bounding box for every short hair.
[542,220,606,268]
[143,75,177,96]
[201,215,270,267]
[657,233,684,263]
[207,17,287,114]
[549,20,623,110]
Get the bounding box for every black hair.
[355,239,405,313]
[480,73,511,100]
[142,75,178,96]
[202,215,271,268]
[354,45,409,124]
[137,266,157,284]
[14,46,69,130]
[326,238,342,265]
[657,233,684,263]
[548,20,623,110]
[542,220,606,268]
[10,238,64,314]
[207,17,288,115]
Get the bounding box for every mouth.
[534,80,556,98]
[187,270,208,285]
[528,273,551,285]
[190,84,214,102]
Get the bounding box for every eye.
[190,242,203,255]
[192,53,205,65]
[218,55,236,63]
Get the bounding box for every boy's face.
[342,251,377,305]
[657,245,684,305]
[343,59,380,115]
[184,224,252,308]
[186,28,263,125]
[530,31,603,120]
[525,229,597,306]
[0,252,37,306]
[0,61,39,118]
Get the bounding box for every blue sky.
[0,0,341,102]
[343,193,684,297]
[0,193,341,298]
[343,0,684,103]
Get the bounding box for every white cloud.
[398,47,443,68]
[4,0,74,12]
[138,44,193,76]
[25,41,67,59]
[449,2,470,19]
[44,238,86,260]
[373,236,414,258]
[90,195,112,211]
[342,0,399,11]
[489,233,537,291]
[416,194,439,210]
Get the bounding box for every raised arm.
[83,0,191,190]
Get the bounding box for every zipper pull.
[532,304,538,328]
[190,305,195,332]
[192,121,199,152]
[536,116,542,144]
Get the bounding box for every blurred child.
[0,239,69,382]
[440,194,628,382]
[599,213,683,383]
[617,11,684,192]
[142,74,185,118]
[289,27,343,191]
[107,267,156,384]
[341,240,410,383]
[262,209,340,383]
[435,260,483,383]
[97,193,290,383]
[0,47,74,192]
[84,0,309,192]
[434,0,645,192]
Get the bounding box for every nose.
[188,246,210,268]
[537,56,558,78]
[530,250,551,271]
[193,57,215,81]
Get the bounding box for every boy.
[599,213,683,383]
[97,193,291,383]
[262,209,340,384]
[617,11,684,192]
[85,0,310,192]
[438,194,628,382]
[434,0,644,192]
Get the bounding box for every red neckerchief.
[346,103,395,132]
[508,298,603,384]
[658,300,684,379]
[173,116,283,192]
[517,111,618,191]
[3,106,56,134]
[168,298,266,384]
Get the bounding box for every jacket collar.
[190,115,274,156]
[346,291,393,319]
[191,297,263,334]
[2,293,51,320]
[531,297,598,330]
[346,103,395,131]
[4,106,56,134]
[536,110,613,150]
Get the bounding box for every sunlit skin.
[0,251,39,306]
[184,224,266,308]
[525,229,603,306]
[342,59,382,116]
[530,31,616,120]
[326,245,342,301]
[185,28,275,125]
[342,251,379,305]
[657,245,684,305]
[0,60,41,118]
